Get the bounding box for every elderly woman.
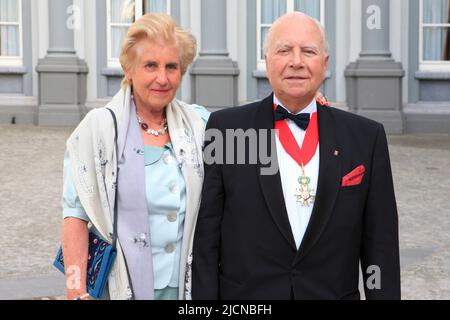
[60,13,208,300]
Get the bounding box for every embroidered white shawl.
[66,86,205,299]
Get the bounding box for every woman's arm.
[61,217,89,300]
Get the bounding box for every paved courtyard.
[0,124,449,300]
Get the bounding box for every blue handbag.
[53,108,120,299]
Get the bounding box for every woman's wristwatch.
[74,293,91,300]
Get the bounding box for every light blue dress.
[62,105,210,300]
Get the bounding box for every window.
[107,0,171,67]
[256,0,324,69]
[420,0,450,70]
[0,0,22,66]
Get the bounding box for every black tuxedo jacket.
[192,94,400,300]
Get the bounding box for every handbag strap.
[106,108,119,251]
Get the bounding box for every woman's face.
[125,38,182,112]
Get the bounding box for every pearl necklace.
[137,115,168,137]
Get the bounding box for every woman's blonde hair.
[120,13,197,88]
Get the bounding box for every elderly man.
[192,12,400,300]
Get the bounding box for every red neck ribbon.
[274,104,319,167]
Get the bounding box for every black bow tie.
[274,105,310,130]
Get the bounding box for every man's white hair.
[263,12,330,56]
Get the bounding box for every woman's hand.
[315,92,330,107]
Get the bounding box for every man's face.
[265,16,329,110]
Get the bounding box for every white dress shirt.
[274,96,320,249]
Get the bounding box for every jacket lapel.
[257,94,297,251]
[295,104,342,264]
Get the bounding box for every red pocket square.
[342,165,366,187]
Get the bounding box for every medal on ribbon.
[294,165,316,207]
[274,105,319,207]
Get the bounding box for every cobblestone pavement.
[388,135,450,299]
[0,124,449,300]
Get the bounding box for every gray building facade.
[0,0,449,134]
